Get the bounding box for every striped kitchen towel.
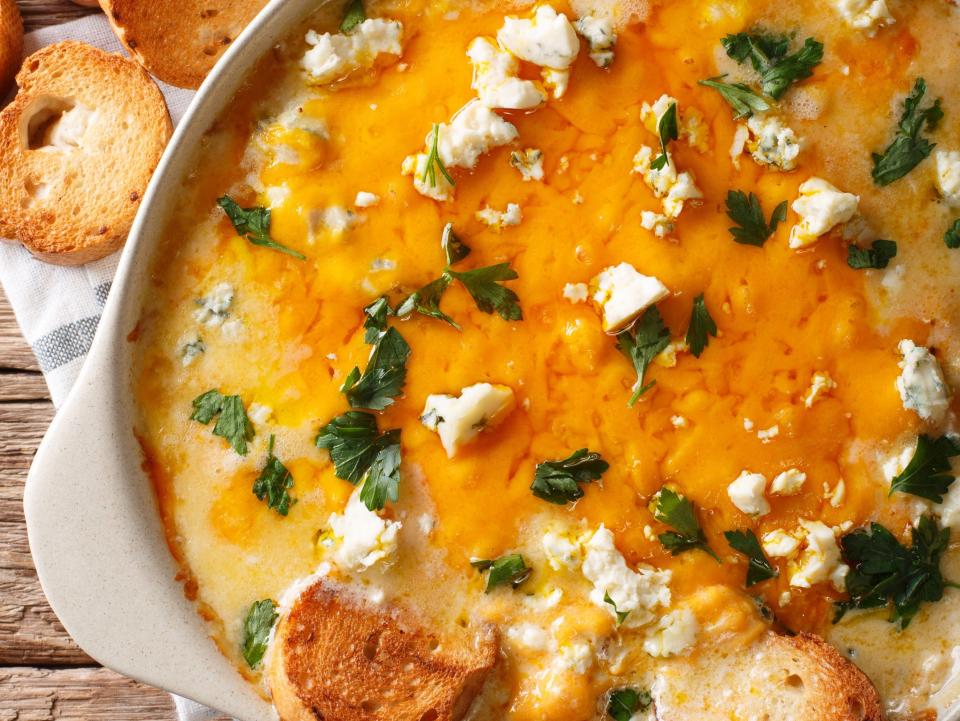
[0,14,194,407]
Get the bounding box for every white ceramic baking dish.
[23,1,321,718]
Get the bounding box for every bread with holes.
[0,0,23,97]
[653,631,885,721]
[100,0,267,89]
[0,41,171,265]
[268,578,500,721]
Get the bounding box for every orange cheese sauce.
[134,0,960,718]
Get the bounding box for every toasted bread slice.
[269,578,500,721]
[100,0,267,89]
[0,41,171,265]
[0,0,23,97]
[653,631,885,721]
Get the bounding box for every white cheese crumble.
[632,145,703,219]
[654,340,689,368]
[897,339,951,424]
[476,202,523,228]
[247,403,273,425]
[302,18,404,85]
[757,424,780,442]
[562,282,589,304]
[935,150,960,208]
[741,113,802,171]
[641,95,708,152]
[467,36,546,110]
[542,529,584,570]
[727,471,771,516]
[354,191,380,208]
[762,528,802,558]
[788,520,848,591]
[804,371,837,408]
[510,148,545,181]
[421,383,515,457]
[309,206,359,238]
[590,262,670,333]
[670,415,688,429]
[770,468,806,496]
[193,283,234,327]
[497,5,580,70]
[180,336,205,366]
[574,15,616,67]
[323,488,401,572]
[641,210,674,238]
[541,67,570,99]
[643,609,699,658]
[834,0,894,35]
[789,177,860,249]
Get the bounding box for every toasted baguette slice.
[0,41,171,265]
[653,631,885,721]
[0,0,23,97]
[100,0,267,89]
[269,578,499,721]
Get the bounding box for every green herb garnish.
[241,599,278,668]
[339,0,365,32]
[343,326,411,410]
[726,190,787,247]
[699,76,771,119]
[872,78,943,187]
[686,293,717,358]
[603,592,630,626]
[362,296,394,343]
[253,435,295,516]
[651,102,679,171]
[531,449,609,504]
[653,487,719,561]
[945,219,960,249]
[471,554,532,592]
[396,275,458,329]
[724,529,778,586]
[442,223,471,264]
[447,263,523,321]
[217,196,306,260]
[889,434,960,503]
[425,123,455,189]
[616,306,670,405]
[607,688,652,721]
[190,390,254,456]
[847,239,897,270]
[721,32,823,100]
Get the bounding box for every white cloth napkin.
[1,15,222,721]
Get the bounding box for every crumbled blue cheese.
[640,211,674,238]
[936,150,960,208]
[896,339,951,423]
[354,191,380,208]
[590,262,670,333]
[309,206,360,239]
[727,471,771,516]
[762,528,802,558]
[497,5,580,71]
[510,148,545,181]
[632,145,703,219]
[574,15,616,68]
[247,403,273,425]
[770,468,806,496]
[467,36,546,110]
[421,383,515,457]
[834,0,894,35]
[193,283,234,326]
[542,528,584,570]
[803,371,837,407]
[789,177,859,249]
[476,203,523,228]
[640,95,709,152]
[562,282,589,304]
[540,67,570,99]
[738,114,802,171]
[788,520,849,591]
[643,609,699,658]
[302,18,404,85]
[322,487,401,572]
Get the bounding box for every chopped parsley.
[721,32,824,100]
[253,435,295,516]
[653,486,719,561]
[724,529,778,586]
[871,78,943,187]
[604,592,630,626]
[362,296,393,343]
[442,223,471,264]
[343,327,411,410]
[837,516,958,629]
[471,554,532,592]
[217,196,306,260]
[396,275,458,329]
[686,293,717,358]
[651,102,678,171]
[889,434,960,503]
[241,599,277,668]
[425,123,455,189]
[190,390,254,456]
[699,76,771,119]
[945,219,960,249]
[339,0,365,33]
[447,263,523,321]
[616,306,670,406]
[847,239,897,270]
[531,449,610,504]
[607,688,652,721]
[726,190,788,247]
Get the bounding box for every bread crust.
[0,0,23,97]
[0,41,171,265]
[268,578,500,721]
[100,0,267,89]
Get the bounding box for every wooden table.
[1,3,228,718]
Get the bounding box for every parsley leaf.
[699,76,771,119]
[359,430,401,511]
[425,124,455,189]
[362,296,393,343]
[604,591,630,626]
[344,327,411,410]
[889,434,960,503]
[471,554,532,592]
[191,390,254,455]
[872,78,943,186]
[651,102,678,171]
[945,219,960,249]
[447,263,523,321]
[837,516,956,629]
[241,599,277,668]
[531,449,609,504]
[653,487,719,561]
[253,435,295,516]
[847,239,897,270]
[686,293,717,358]
[339,0,365,32]
[607,688,652,721]
[724,529,778,586]
[217,196,306,260]
[442,222,471,265]
[726,190,787,247]
[721,33,823,100]
[396,274,458,329]
[616,306,670,405]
